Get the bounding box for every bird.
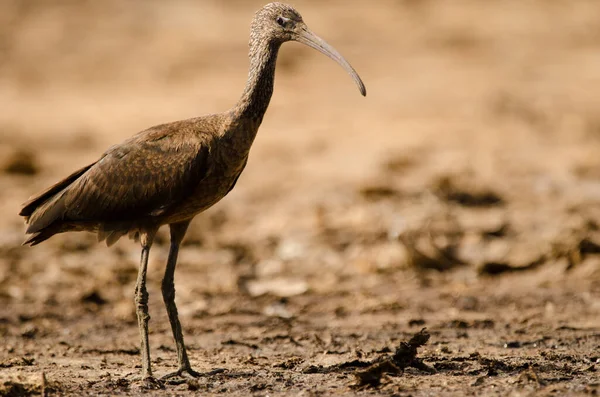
[19,2,365,388]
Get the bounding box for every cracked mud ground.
[1,1,599,396]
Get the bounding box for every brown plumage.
[19,2,365,388]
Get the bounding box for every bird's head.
[253,2,366,96]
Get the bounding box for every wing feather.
[21,121,213,244]
[64,136,210,223]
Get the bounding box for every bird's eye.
[276,16,289,27]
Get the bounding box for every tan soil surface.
[1,1,599,396]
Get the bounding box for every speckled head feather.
[244,2,365,103]
[251,2,304,43]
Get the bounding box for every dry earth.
[1,0,599,396]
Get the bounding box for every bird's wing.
[62,134,210,224]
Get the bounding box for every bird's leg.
[160,221,200,380]
[134,229,162,389]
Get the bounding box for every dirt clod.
[433,175,504,208]
[354,328,433,389]
[81,290,107,305]
[400,229,465,272]
[2,149,38,176]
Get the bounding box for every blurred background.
[1,0,599,394]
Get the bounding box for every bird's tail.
[22,227,62,246]
[20,163,95,245]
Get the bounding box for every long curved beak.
[295,26,367,97]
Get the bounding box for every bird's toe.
[162,367,225,383]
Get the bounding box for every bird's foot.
[162,367,201,380]
[135,376,164,390]
[161,367,226,384]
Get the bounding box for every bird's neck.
[233,36,281,125]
